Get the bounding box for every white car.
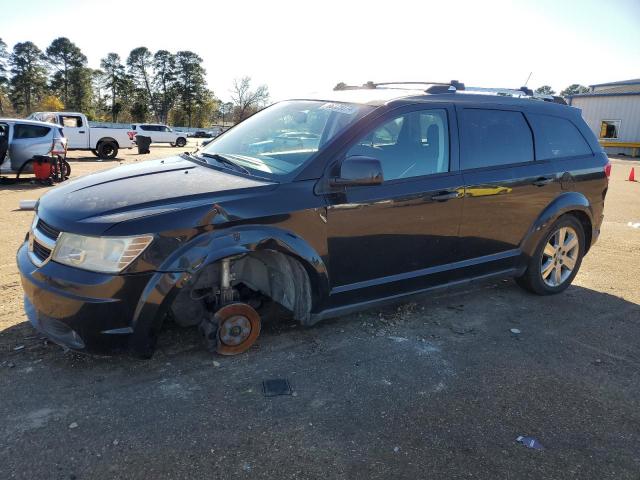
[131,124,188,147]
[28,112,135,159]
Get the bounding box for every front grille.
[28,215,59,266]
[32,240,51,262]
[36,219,60,241]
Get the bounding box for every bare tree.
[127,47,159,121]
[230,76,269,122]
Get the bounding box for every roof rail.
[459,86,567,104]
[360,80,466,92]
[333,80,567,104]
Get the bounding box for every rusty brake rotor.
[215,303,261,355]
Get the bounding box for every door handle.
[532,176,553,187]
[78,130,86,134]
[431,191,461,202]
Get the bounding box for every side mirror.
[330,155,384,187]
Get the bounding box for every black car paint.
[17,93,608,355]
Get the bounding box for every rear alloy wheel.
[516,215,585,295]
[175,137,187,147]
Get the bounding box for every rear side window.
[13,124,50,139]
[461,109,533,169]
[60,116,83,128]
[527,113,592,160]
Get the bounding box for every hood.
[37,156,276,235]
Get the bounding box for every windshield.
[201,100,374,176]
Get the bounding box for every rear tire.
[97,142,118,159]
[516,215,585,295]
[175,137,187,147]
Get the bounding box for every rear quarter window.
[13,124,50,139]
[60,116,83,128]
[526,113,592,160]
[460,109,533,169]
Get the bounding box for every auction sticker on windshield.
[319,103,358,115]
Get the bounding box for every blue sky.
[1,0,639,101]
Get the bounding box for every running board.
[309,268,519,325]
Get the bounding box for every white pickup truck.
[28,112,136,159]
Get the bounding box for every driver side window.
[347,109,449,181]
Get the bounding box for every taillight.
[51,138,67,156]
[604,161,611,178]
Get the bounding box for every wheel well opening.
[169,250,313,328]
[565,210,592,252]
[97,138,118,148]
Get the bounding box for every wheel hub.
[214,303,261,356]
[219,315,251,346]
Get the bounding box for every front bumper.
[17,242,155,354]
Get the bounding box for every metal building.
[567,79,640,157]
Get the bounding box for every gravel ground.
[1,147,639,479]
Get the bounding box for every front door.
[59,114,87,149]
[326,105,464,303]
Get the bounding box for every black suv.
[18,82,609,357]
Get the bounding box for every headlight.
[52,233,154,273]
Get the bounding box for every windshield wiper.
[197,152,251,175]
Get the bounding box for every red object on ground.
[33,157,52,180]
[629,167,636,182]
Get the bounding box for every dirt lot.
[1,146,639,479]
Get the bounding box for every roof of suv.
[300,84,575,113]
[0,118,62,128]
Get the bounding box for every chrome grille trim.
[28,215,58,267]
[32,226,56,250]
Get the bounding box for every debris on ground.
[212,361,221,368]
[516,435,544,450]
[510,328,522,335]
[450,324,474,335]
[68,422,79,429]
[446,304,465,312]
[628,222,640,229]
[18,199,37,210]
[262,379,292,397]
[13,345,25,351]
[388,336,409,343]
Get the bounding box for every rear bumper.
[17,241,155,354]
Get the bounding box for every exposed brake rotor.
[215,303,261,355]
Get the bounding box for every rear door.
[58,114,87,148]
[457,106,560,266]
[9,123,52,170]
[326,104,465,302]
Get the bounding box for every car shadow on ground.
[2,279,639,372]
[2,280,639,479]
[0,179,53,191]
